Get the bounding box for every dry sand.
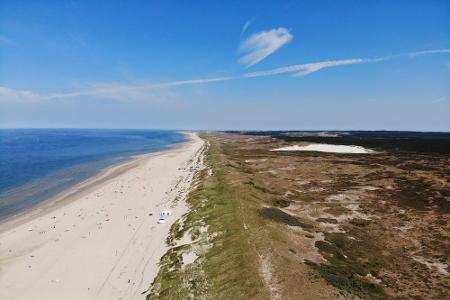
[272,143,374,154]
[0,132,204,300]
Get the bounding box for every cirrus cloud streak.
[239,27,293,67]
[1,48,449,104]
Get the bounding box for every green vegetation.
[396,177,450,213]
[316,217,338,224]
[148,132,450,299]
[308,231,389,299]
[349,218,372,227]
[272,199,291,207]
[305,261,387,300]
[147,139,267,299]
[258,207,313,229]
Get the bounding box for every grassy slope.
[147,138,268,299]
[147,135,361,299]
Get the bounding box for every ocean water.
[0,129,186,220]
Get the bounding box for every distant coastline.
[0,129,186,222]
[0,132,205,299]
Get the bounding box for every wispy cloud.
[244,58,374,78]
[0,76,234,105]
[244,48,450,78]
[429,96,447,104]
[239,27,293,67]
[241,18,255,35]
[1,48,449,105]
[47,76,233,99]
[0,87,45,103]
[407,49,450,57]
[56,82,181,105]
[0,35,16,46]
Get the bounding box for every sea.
[0,129,186,221]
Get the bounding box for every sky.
[0,0,449,131]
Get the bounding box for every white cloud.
[243,48,450,78]
[429,96,447,104]
[0,87,46,103]
[2,48,449,105]
[150,77,233,89]
[0,76,234,105]
[239,27,293,67]
[71,82,180,104]
[407,49,450,57]
[294,59,369,77]
[0,35,16,46]
[244,58,371,78]
[241,18,255,35]
[47,76,233,99]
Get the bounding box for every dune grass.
[147,138,268,299]
[148,133,392,299]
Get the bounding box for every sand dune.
[0,132,204,300]
[272,143,374,154]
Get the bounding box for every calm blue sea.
[0,129,185,220]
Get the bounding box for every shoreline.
[0,132,204,300]
[0,133,190,233]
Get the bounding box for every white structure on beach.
[158,210,172,224]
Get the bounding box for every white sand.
[0,132,204,300]
[272,143,373,154]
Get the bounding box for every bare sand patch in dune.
[272,144,374,154]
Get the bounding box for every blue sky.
[0,0,449,130]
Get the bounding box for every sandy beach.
[0,132,204,300]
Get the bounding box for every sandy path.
[0,132,204,300]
